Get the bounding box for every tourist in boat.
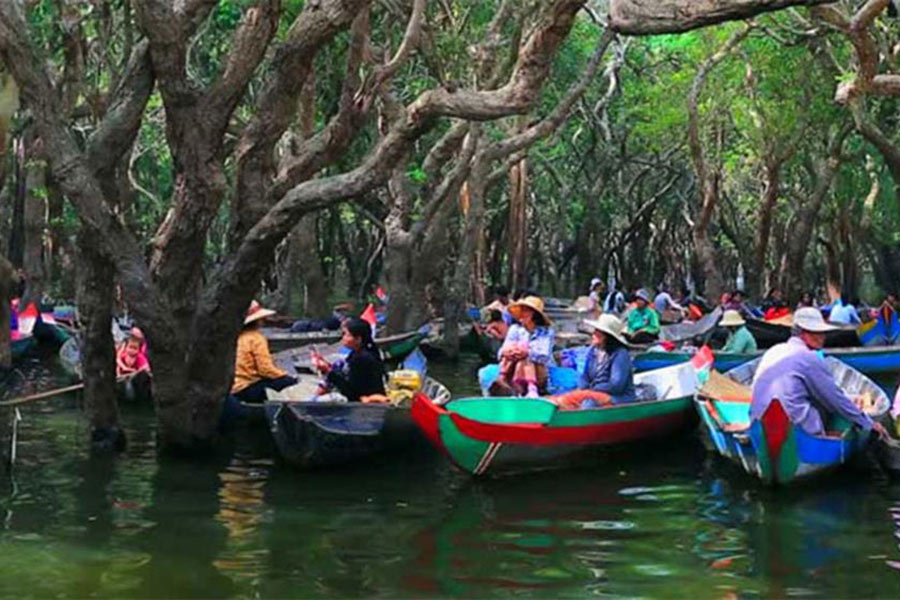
[555,314,635,409]
[603,282,627,316]
[761,288,789,321]
[491,296,555,398]
[312,317,387,402]
[231,300,297,403]
[624,289,660,343]
[723,289,751,317]
[484,285,512,323]
[116,327,150,377]
[719,310,757,354]
[484,309,509,341]
[588,278,605,316]
[829,294,861,325]
[654,284,684,316]
[796,291,817,309]
[750,307,888,439]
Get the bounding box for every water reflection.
[2,359,900,598]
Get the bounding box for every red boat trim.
[411,393,448,454]
[448,410,691,445]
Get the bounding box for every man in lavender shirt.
[751,307,889,438]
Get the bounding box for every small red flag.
[691,345,714,371]
[360,304,377,326]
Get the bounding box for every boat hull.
[413,393,697,476]
[746,318,860,349]
[695,357,888,485]
[265,398,425,468]
[635,345,900,376]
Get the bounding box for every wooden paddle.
[0,373,140,407]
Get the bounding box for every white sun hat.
[792,307,837,333]
[583,313,629,346]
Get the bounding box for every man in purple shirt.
[751,307,889,438]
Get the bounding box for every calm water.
[1,357,900,599]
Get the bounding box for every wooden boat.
[634,344,900,377]
[695,357,890,486]
[263,327,424,354]
[745,315,860,349]
[412,362,700,476]
[264,375,451,468]
[287,327,429,373]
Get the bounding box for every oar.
[0,373,139,407]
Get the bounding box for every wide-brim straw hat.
[583,314,629,346]
[793,307,837,333]
[719,310,746,327]
[244,300,277,325]
[508,296,552,326]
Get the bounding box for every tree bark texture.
[507,158,529,292]
[610,0,835,35]
[0,253,17,368]
[21,156,46,307]
[76,233,122,449]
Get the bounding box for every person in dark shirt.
[312,317,386,402]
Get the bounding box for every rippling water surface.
[1,357,900,598]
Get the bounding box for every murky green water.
[2,357,900,599]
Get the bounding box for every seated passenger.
[490,296,555,398]
[720,310,757,354]
[829,293,861,325]
[751,307,888,438]
[554,314,635,409]
[625,289,660,344]
[483,309,509,341]
[116,327,150,377]
[231,301,297,403]
[761,288,790,321]
[312,317,387,402]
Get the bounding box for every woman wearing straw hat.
[719,309,757,354]
[491,296,556,398]
[624,289,660,344]
[554,314,636,410]
[231,300,297,404]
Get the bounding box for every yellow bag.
[387,388,415,406]
[388,370,422,392]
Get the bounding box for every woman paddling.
[312,317,387,402]
[490,296,555,398]
[554,314,635,409]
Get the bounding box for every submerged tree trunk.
[294,215,329,317]
[76,234,123,452]
[751,159,781,298]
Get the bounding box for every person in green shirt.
[625,289,660,344]
[720,309,758,353]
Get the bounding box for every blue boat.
[695,357,890,485]
[633,345,900,377]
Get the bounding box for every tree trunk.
[507,158,528,292]
[76,234,124,452]
[0,253,17,369]
[751,159,780,298]
[21,156,46,306]
[294,215,329,317]
[8,137,24,267]
[383,228,412,334]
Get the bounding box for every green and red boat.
[412,362,701,476]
